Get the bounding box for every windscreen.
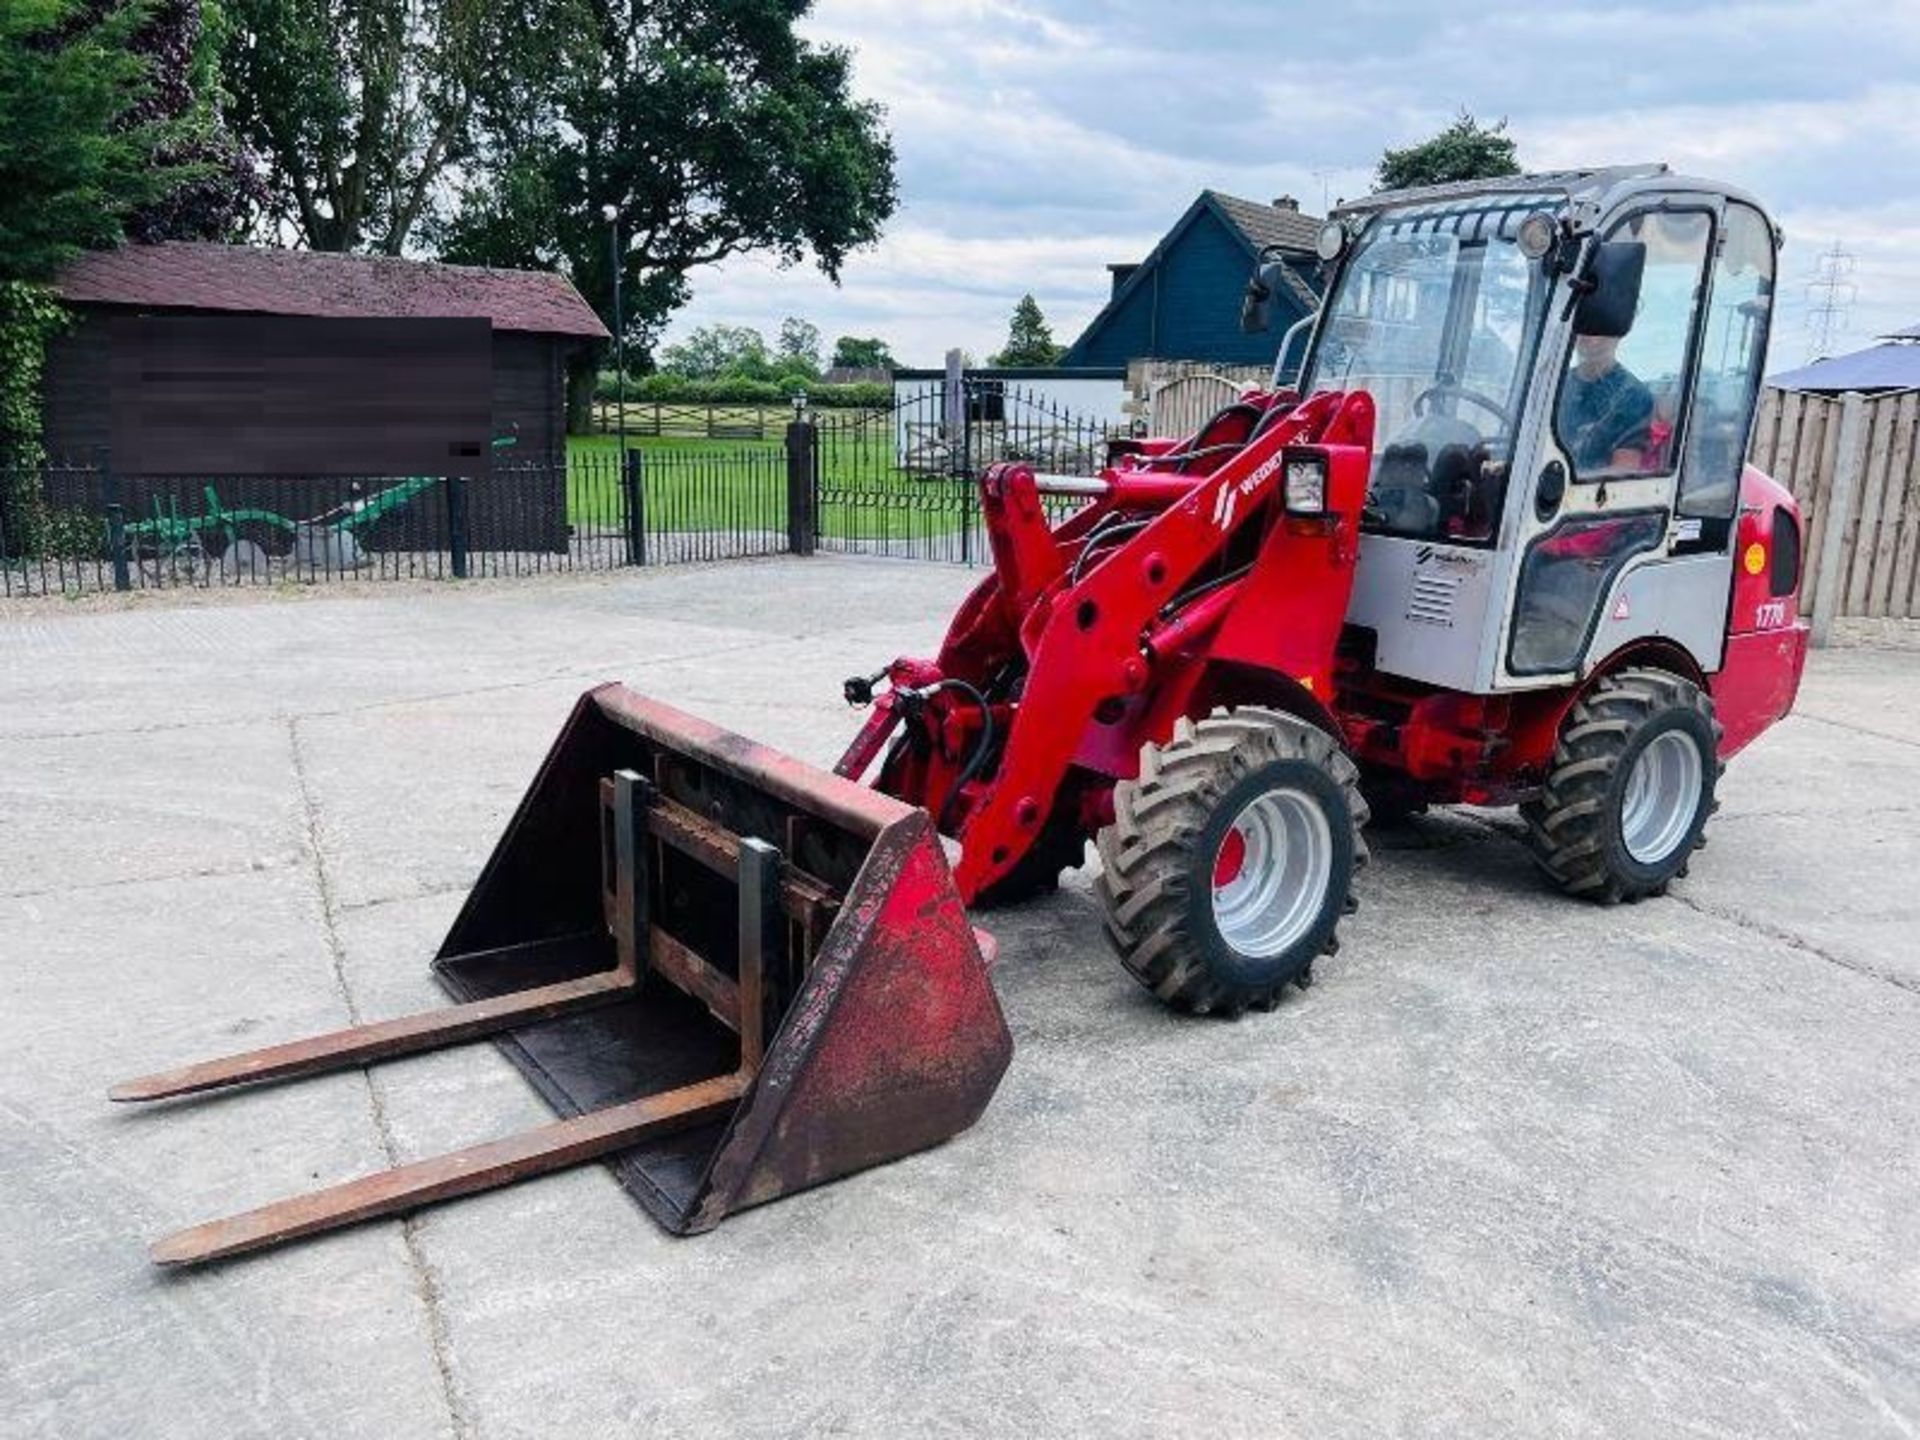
[1301,198,1559,543]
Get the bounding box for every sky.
[660,0,1920,373]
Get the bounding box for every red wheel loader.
[117,165,1808,1264]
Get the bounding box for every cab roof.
[1332,165,1772,235]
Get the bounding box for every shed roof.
[55,242,609,340]
[1768,341,1920,394]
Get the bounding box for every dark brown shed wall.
[43,309,112,463]
[44,305,574,468]
[491,330,566,462]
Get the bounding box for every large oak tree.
[432,0,897,426]
[219,0,565,253]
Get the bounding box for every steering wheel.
[1413,382,1513,431]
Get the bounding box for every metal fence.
[0,451,791,597]
[0,380,1125,596]
[812,380,1114,563]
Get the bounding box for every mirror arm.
[1561,238,1599,322]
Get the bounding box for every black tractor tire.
[1094,707,1368,1016]
[1521,667,1722,904]
[972,802,1089,907]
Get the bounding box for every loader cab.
[1294,166,1779,695]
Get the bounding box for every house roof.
[1206,192,1323,311]
[1065,191,1325,362]
[54,242,610,340]
[1769,341,1920,394]
[1207,191,1323,254]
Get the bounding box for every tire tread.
[1095,707,1367,1014]
[1520,667,1721,904]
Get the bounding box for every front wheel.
[1095,707,1368,1015]
[1521,668,1722,903]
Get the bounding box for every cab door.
[1500,199,1740,684]
[1673,202,1778,551]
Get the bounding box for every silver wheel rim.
[1620,728,1703,865]
[1210,787,1334,958]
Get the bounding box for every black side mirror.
[1571,239,1646,338]
[1240,276,1271,334]
[1239,260,1289,334]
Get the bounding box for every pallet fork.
[114,685,1012,1266]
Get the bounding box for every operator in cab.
[1559,333,1653,473]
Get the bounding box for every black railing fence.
[1,381,1125,597]
[812,380,1116,563]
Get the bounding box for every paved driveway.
[3,560,1916,1439]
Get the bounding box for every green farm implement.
[116,435,517,582]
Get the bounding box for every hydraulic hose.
[925,679,996,833]
[1068,518,1152,584]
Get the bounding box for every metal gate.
[812,379,1119,562]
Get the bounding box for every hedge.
[0,282,69,559]
[594,373,893,409]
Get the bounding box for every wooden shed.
[45,242,608,469]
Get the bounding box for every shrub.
[42,506,106,561]
[595,374,895,409]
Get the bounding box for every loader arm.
[847,388,1377,901]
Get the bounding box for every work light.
[1284,452,1328,515]
[1517,210,1559,262]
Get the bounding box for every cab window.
[1679,203,1775,519]
[1556,210,1712,482]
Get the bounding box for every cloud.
[661,0,1920,368]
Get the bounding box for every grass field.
[564,430,977,541]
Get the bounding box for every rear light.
[1283,451,1329,515]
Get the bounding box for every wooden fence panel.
[1870,391,1919,617]
[1802,395,1837,610]
[1841,396,1890,615]
[1750,386,1920,624]
[1751,386,1781,466]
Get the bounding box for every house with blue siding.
[1061,191,1326,369]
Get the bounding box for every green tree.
[1375,111,1521,192]
[989,293,1063,366]
[2,0,249,558]
[777,315,822,375]
[828,335,894,371]
[120,0,261,243]
[435,0,897,429]
[0,0,205,281]
[218,0,566,253]
[659,323,768,379]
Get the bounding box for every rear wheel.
[1522,668,1722,903]
[1095,707,1368,1015]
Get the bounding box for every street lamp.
[601,204,627,456]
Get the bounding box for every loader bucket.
[113,684,1011,1264]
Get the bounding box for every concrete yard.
[3,557,1917,1439]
